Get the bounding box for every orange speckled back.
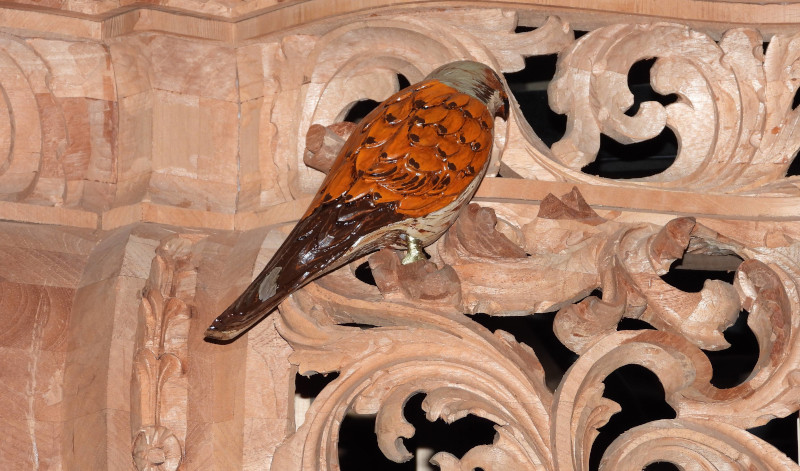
[305,80,495,219]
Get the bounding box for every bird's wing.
[206,80,497,341]
[305,79,496,220]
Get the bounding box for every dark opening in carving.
[748,412,799,462]
[660,257,738,293]
[468,312,578,391]
[354,261,377,286]
[623,58,678,116]
[786,151,800,176]
[344,99,380,123]
[703,309,758,389]
[584,58,678,179]
[295,371,339,400]
[589,365,676,470]
[644,463,680,471]
[397,73,411,90]
[504,53,566,149]
[339,394,495,470]
[617,317,657,331]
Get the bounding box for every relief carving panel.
[271,190,800,470]
[0,2,798,470]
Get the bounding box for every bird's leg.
[401,234,426,265]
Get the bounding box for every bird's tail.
[203,259,297,342]
[205,196,398,342]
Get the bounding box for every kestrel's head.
[425,61,509,121]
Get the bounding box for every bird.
[205,60,509,341]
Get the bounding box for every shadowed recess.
[589,365,676,470]
[354,261,376,286]
[339,393,496,470]
[343,98,380,123]
[659,259,736,293]
[295,371,340,400]
[397,73,411,90]
[747,412,799,462]
[644,463,680,471]
[468,312,578,391]
[504,53,566,149]
[617,317,657,331]
[343,74,410,125]
[582,58,678,179]
[786,149,800,176]
[702,309,758,389]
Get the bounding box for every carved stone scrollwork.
[131,234,206,471]
[507,21,800,196]
[266,186,800,470]
[6,1,800,469]
[248,11,572,208]
[248,11,800,469]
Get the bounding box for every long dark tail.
[205,196,401,341]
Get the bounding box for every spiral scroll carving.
[255,13,800,468]
[266,186,800,470]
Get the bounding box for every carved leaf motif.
[431,430,542,471]
[273,282,552,470]
[442,203,528,259]
[131,234,204,471]
[549,22,756,180]
[602,419,800,470]
[552,330,710,471]
[265,179,800,470]
[677,257,800,427]
[253,12,800,469]
[623,220,742,350]
[132,348,158,424]
[498,21,800,196]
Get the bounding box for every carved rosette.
[132,425,183,471]
[131,234,206,471]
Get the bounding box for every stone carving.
[269,188,800,470]
[3,1,800,470]
[0,34,115,208]
[506,22,800,197]
[131,234,205,471]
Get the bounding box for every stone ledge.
[1,178,798,231]
[2,1,800,42]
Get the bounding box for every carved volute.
[2,1,800,470]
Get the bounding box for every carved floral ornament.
[99,8,800,470]
[265,11,800,203]
[241,10,800,471]
[132,234,205,471]
[265,185,800,470]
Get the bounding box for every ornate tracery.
[1,1,800,470]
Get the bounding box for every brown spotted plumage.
[206,61,508,341]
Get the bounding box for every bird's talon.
[401,235,426,264]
